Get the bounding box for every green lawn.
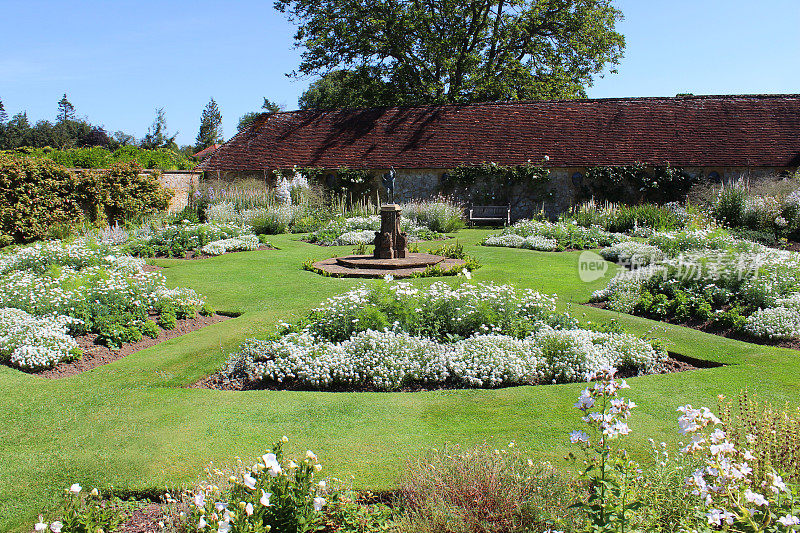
[1,229,797,531]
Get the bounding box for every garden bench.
[468,205,511,226]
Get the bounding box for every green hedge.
[0,155,172,244]
[1,146,196,170]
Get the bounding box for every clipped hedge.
[2,145,196,170]
[0,155,172,244]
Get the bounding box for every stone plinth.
[312,254,465,278]
[374,204,408,259]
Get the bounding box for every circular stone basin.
[335,253,444,270]
[312,253,466,278]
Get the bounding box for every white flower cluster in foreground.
[0,308,80,369]
[483,233,558,251]
[201,235,261,256]
[484,219,628,251]
[225,327,664,390]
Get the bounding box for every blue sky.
[1,0,798,146]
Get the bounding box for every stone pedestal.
[374,204,408,259]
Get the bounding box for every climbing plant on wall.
[441,162,551,204]
[581,164,696,203]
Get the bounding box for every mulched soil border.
[31,313,232,379]
[191,352,710,393]
[586,301,800,351]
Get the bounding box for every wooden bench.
[468,205,511,226]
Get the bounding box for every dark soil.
[587,301,800,351]
[36,313,231,379]
[118,503,164,533]
[192,353,704,393]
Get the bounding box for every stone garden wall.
[158,170,201,212]
[201,166,797,221]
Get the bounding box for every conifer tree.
[195,98,223,150]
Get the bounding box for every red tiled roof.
[198,95,800,171]
[193,144,221,159]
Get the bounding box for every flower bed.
[483,220,628,251]
[0,240,210,369]
[215,282,667,391]
[123,222,255,258]
[200,235,262,256]
[306,215,445,246]
[592,233,800,342]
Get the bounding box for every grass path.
[1,230,796,531]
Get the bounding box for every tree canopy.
[279,0,625,109]
[237,98,284,132]
[141,108,178,150]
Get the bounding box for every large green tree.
[279,0,625,109]
[196,98,224,150]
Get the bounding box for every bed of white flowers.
[0,240,207,370]
[200,235,262,256]
[483,219,628,251]
[218,281,666,390]
[593,227,800,341]
[307,215,443,246]
[123,221,255,258]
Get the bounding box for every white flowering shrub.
[334,229,378,246]
[678,404,800,531]
[400,199,465,233]
[593,230,800,340]
[125,222,254,258]
[201,235,262,256]
[0,240,208,362]
[183,437,329,533]
[483,219,628,251]
[600,241,665,267]
[0,308,81,369]
[219,282,665,390]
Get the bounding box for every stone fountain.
[311,204,465,278]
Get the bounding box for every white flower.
[318,480,327,490]
[778,515,800,526]
[69,483,81,494]
[260,490,272,507]
[195,492,206,507]
[245,502,253,516]
[569,430,590,444]
[462,268,472,280]
[35,515,47,531]
[706,508,735,526]
[198,516,208,529]
[49,522,63,533]
[215,502,228,512]
[744,489,769,506]
[242,473,257,490]
[305,450,318,462]
[281,436,289,443]
[217,520,231,533]
[89,488,99,497]
[313,497,326,512]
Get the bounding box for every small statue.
[382,167,396,204]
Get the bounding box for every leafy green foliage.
[280,0,625,107]
[582,164,697,204]
[443,161,551,204]
[2,145,196,170]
